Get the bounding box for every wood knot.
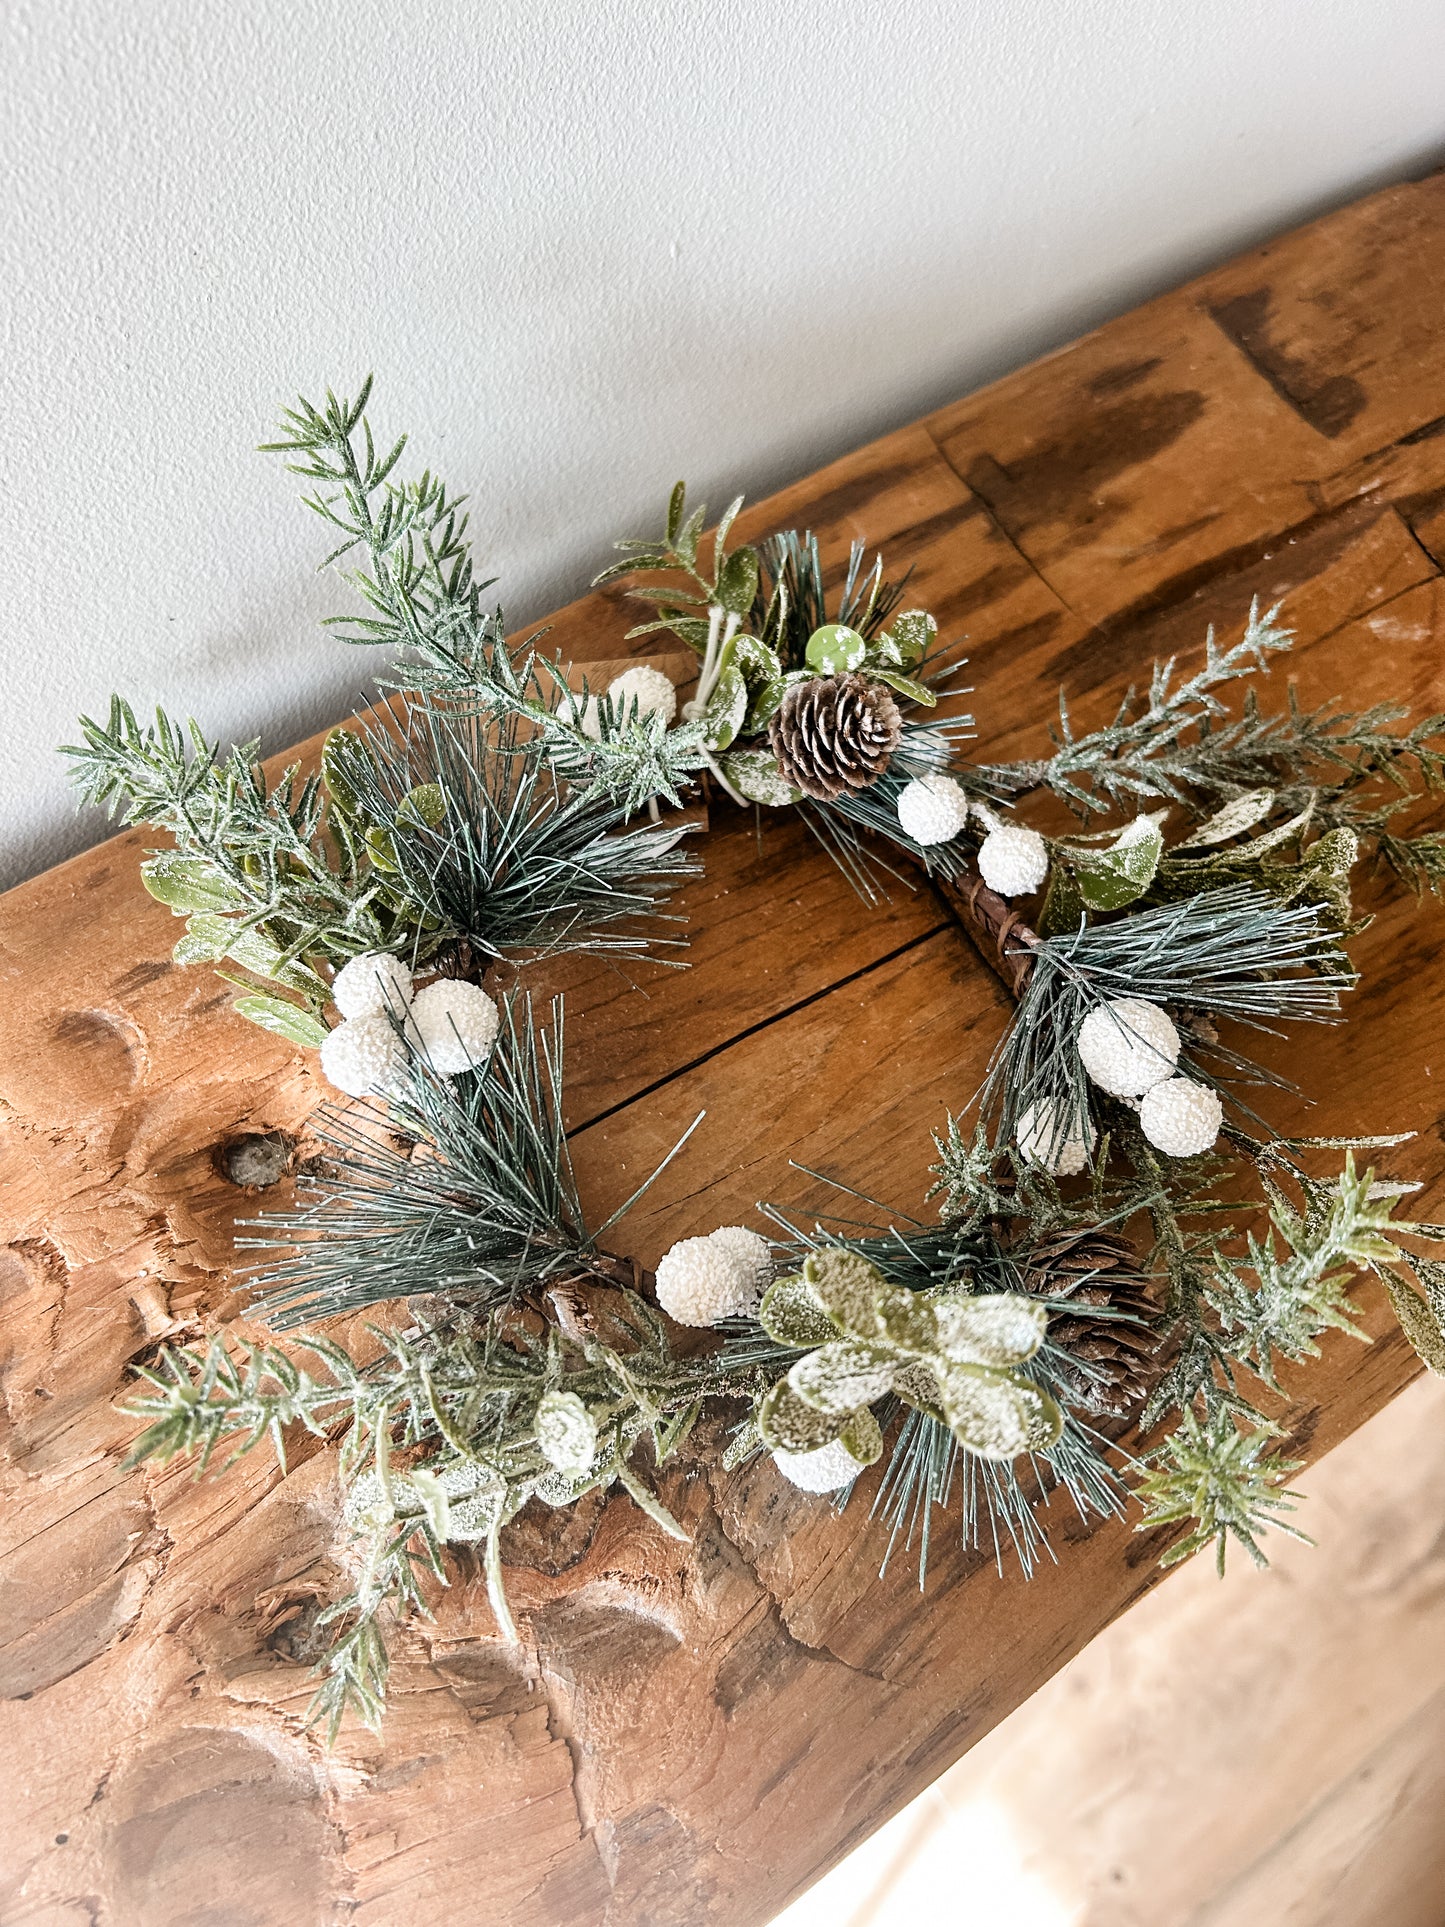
[216,1131,295,1188]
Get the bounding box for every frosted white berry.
[607,665,677,727]
[896,771,971,846]
[331,950,414,1020]
[977,824,1049,896]
[1139,1077,1223,1157]
[1077,997,1180,1097]
[655,1233,758,1327]
[319,1011,409,1099]
[410,979,501,1074]
[704,1226,773,1312]
[1016,1098,1097,1176]
[772,1439,865,1493]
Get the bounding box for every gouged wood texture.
[6,171,1445,1926]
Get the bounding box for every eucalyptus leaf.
[930,1292,1048,1368]
[716,546,760,617]
[801,1247,889,1337]
[758,1378,850,1453]
[1068,814,1165,910]
[141,852,247,915]
[838,1405,884,1468]
[759,1274,839,1348]
[870,669,937,708]
[397,782,447,830]
[882,609,936,668]
[702,663,749,750]
[231,994,330,1048]
[805,624,868,675]
[717,747,802,807]
[787,1340,897,1415]
[936,1363,1063,1459]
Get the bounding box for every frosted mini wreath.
[66,379,1445,1738]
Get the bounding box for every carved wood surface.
[6,169,1445,1925]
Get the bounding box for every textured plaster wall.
[5,0,1445,885]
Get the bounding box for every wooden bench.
[5,168,1445,1927]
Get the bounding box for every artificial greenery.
[70,378,1445,1742]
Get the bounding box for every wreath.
[66,379,1445,1739]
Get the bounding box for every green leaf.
[666,479,686,546]
[759,1274,839,1347]
[787,1341,897,1415]
[409,1469,451,1540]
[758,1379,849,1453]
[1068,815,1165,911]
[1383,1270,1445,1376]
[397,782,447,830]
[223,923,330,999]
[141,852,246,915]
[1175,788,1276,849]
[936,1363,1063,1459]
[365,826,399,873]
[837,1405,884,1468]
[716,546,760,618]
[891,1360,945,1419]
[805,624,868,675]
[881,609,936,668]
[717,747,802,807]
[870,669,937,708]
[1036,864,1088,939]
[702,663,749,750]
[725,633,783,691]
[930,1292,1048,1368]
[801,1248,890,1337]
[322,727,373,823]
[232,995,330,1049]
[172,913,235,965]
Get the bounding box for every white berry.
[557,691,604,739]
[331,951,414,1020]
[1016,1098,1097,1176]
[896,771,971,846]
[1077,997,1180,1097]
[319,1011,409,1099]
[655,1233,758,1327]
[772,1439,865,1493]
[977,824,1049,896]
[1139,1077,1223,1157]
[607,665,678,727]
[704,1226,773,1312]
[410,979,501,1074]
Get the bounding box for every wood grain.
[6,168,1445,1926]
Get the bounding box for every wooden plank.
[5,166,1445,1926]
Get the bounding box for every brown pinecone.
[768,673,903,801]
[1015,1227,1161,1418]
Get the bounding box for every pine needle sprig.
[335,696,699,963]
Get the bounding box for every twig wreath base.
[67,380,1445,1739]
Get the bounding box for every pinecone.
[768,674,903,801]
[1015,1227,1161,1418]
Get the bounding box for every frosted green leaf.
[172,913,233,965]
[758,1379,850,1453]
[1175,788,1276,849]
[726,633,782,689]
[838,1405,884,1468]
[788,1340,897,1415]
[801,1248,889,1337]
[141,852,246,915]
[534,1390,597,1475]
[718,747,803,807]
[870,669,937,708]
[805,624,868,675]
[874,1289,940,1355]
[397,781,447,830]
[409,1468,452,1539]
[1383,1271,1445,1377]
[758,1274,838,1347]
[716,545,760,617]
[364,825,399,873]
[937,1363,1063,1460]
[231,995,330,1048]
[931,1292,1048,1368]
[881,609,936,668]
[702,663,749,750]
[891,1360,945,1417]
[1069,814,1165,910]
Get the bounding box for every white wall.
[5,0,1444,887]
